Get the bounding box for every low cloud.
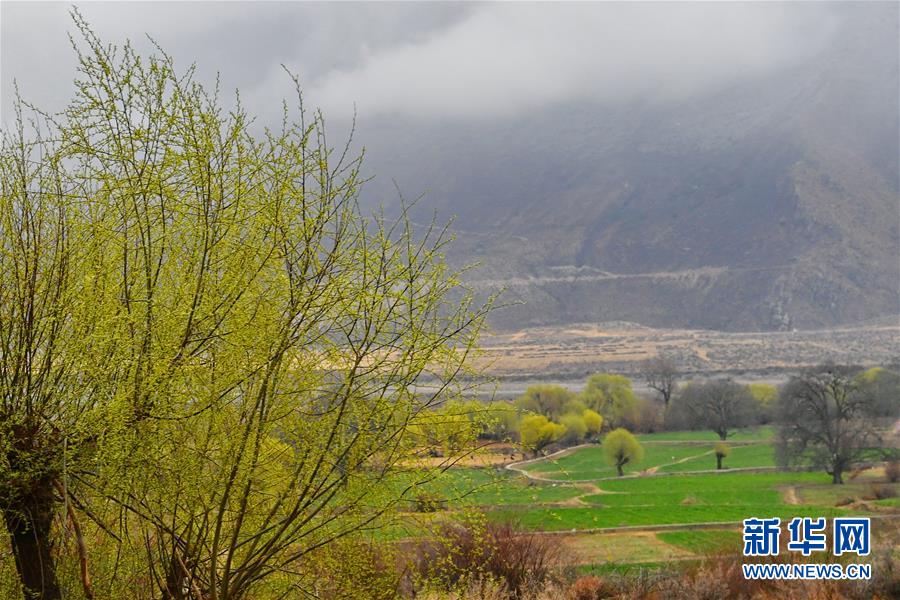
[303,3,840,119]
[3,3,840,125]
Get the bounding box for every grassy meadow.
[405,426,898,572]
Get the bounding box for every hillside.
[359,3,899,332]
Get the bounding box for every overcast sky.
[2,1,844,126]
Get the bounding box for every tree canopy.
[602,428,643,476]
[581,374,639,428]
[0,15,492,599]
[775,365,898,484]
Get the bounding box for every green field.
[655,529,742,553]
[522,438,777,481]
[635,426,774,442]
[420,468,860,532]
[394,428,897,573]
[659,443,776,472]
[489,502,848,531]
[399,425,893,556]
[523,443,714,480]
[487,471,850,531]
[423,468,584,505]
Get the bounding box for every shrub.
[867,484,897,501]
[886,459,900,483]
[714,441,730,470]
[567,575,616,600]
[404,518,560,597]
[306,539,400,600]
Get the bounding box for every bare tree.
[775,365,896,484]
[640,355,678,409]
[676,379,756,440]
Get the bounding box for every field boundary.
[522,513,900,537]
[506,444,810,483]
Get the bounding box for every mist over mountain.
[2,3,897,333]
[354,4,899,332]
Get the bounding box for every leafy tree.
[640,355,678,409]
[714,441,730,470]
[602,428,643,476]
[0,15,493,599]
[747,383,778,423]
[581,374,638,428]
[855,367,900,418]
[482,401,520,441]
[419,400,487,454]
[776,365,897,484]
[559,413,588,445]
[514,384,574,420]
[519,415,566,455]
[675,379,756,440]
[582,409,603,437]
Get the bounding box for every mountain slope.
[359,4,899,331]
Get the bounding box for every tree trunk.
[716,455,723,470]
[616,463,624,477]
[3,486,62,600]
[832,469,844,485]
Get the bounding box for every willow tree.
[1,14,492,600]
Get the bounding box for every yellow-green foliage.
[482,400,520,440]
[514,384,575,420]
[0,14,494,599]
[602,428,644,475]
[714,441,731,458]
[519,415,567,454]
[581,374,639,428]
[747,383,778,407]
[413,400,489,453]
[560,412,588,443]
[582,409,604,436]
[856,367,885,384]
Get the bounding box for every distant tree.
[714,441,730,470]
[747,383,779,423]
[776,365,898,484]
[640,355,679,409]
[676,379,757,440]
[514,384,575,420]
[482,401,521,441]
[855,367,900,418]
[581,374,639,428]
[559,413,588,445]
[582,409,604,438]
[519,415,566,455]
[602,428,644,476]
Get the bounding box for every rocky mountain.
[358,4,899,332]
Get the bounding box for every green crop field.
[387,428,898,580]
[424,468,584,505]
[635,426,774,443]
[399,466,862,533]
[393,423,900,586]
[523,443,711,480]
[489,502,848,531]
[659,443,776,472]
[655,529,742,554]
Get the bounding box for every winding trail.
[505,443,783,484]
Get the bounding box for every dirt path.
[643,450,714,474]
[782,486,800,505]
[508,445,728,483]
